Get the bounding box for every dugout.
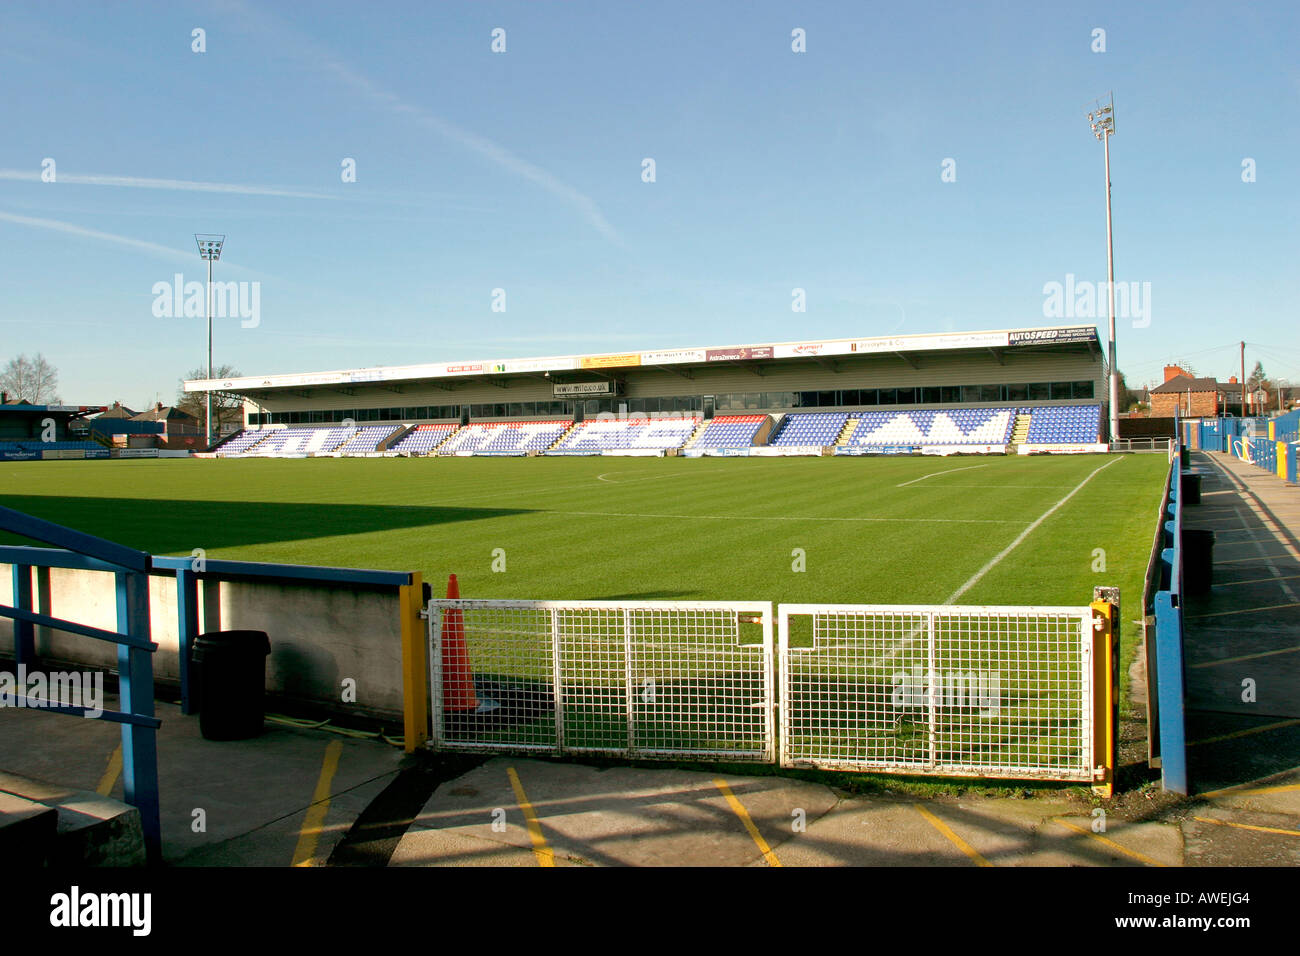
[0,402,106,443]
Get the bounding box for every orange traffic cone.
[442,574,480,711]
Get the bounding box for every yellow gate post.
[1090,591,1118,798]
[399,572,429,752]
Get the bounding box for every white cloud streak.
[0,210,194,262]
[0,169,333,200]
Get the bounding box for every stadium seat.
[549,416,700,453]
[390,423,459,455]
[768,412,850,446]
[846,407,1014,447]
[439,421,573,455]
[691,415,765,448]
[335,425,399,455]
[1023,405,1101,444]
[215,430,268,457]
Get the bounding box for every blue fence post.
[11,564,34,664]
[116,569,161,864]
[175,568,198,715]
[1154,591,1188,794]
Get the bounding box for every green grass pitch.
[0,453,1167,609]
[1,452,1167,709]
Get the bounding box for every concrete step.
[0,790,59,867]
[0,771,146,866]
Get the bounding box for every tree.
[1247,360,1270,392]
[0,354,61,404]
[1245,361,1274,412]
[1116,369,1142,412]
[177,364,244,435]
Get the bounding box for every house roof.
[96,404,139,419]
[1151,375,1220,395]
[131,406,199,423]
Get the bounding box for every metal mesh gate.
[425,599,1102,783]
[427,599,774,760]
[777,604,1096,781]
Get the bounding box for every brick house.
[1149,365,1246,418]
[131,403,204,448]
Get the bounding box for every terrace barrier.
[0,506,162,861]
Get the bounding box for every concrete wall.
[0,566,407,719]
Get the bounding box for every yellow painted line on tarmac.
[1052,818,1166,867]
[1188,645,1300,668]
[1187,719,1300,748]
[1193,816,1300,838]
[1200,779,1300,800]
[1187,602,1300,620]
[95,744,122,796]
[1214,554,1296,565]
[913,804,991,867]
[1214,572,1300,587]
[714,779,782,867]
[291,740,343,867]
[507,766,554,867]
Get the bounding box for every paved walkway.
[1181,452,1300,797]
[0,697,405,866]
[2,695,1296,867]
[388,756,1186,867]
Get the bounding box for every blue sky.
[2,0,1297,405]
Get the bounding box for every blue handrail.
[0,505,162,862]
[2,524,422,864]
[1151,455,1188,793]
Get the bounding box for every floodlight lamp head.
[195,234,226,261]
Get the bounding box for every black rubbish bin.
[1181,470,1202,505]
[1182,529,1215,596]
[191,630,271,740]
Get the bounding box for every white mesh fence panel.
[428,600,774,760]
[778,604,1094,780]
[427,599,1097,782]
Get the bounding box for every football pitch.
[0,453,1166,610]
[2,453,1168,768]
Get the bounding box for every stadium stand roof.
[184,324,1101,397]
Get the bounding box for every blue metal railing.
[1,532,418,865]
[0,506,162,862]
[1150,456,1188,793]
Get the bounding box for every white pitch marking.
[550,510,1019,524]
[869,456,1124,668]
[595,472,688,485]
[896,464,989,487]
[943,456,1122,605]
